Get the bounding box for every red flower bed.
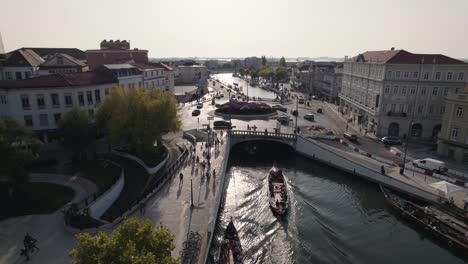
[215,101,273,115]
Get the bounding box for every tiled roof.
[41,53,87,68]
[14,47,86,60]
[4,49,45,67]
[131,63,165,70]
[0,71,116,89]
[350,49,466,64]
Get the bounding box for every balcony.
[387,111,407,117]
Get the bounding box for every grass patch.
[125,146,168,168]
[0,182,74,220]
[76,160,121,191]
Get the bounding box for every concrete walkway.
[131,131,229,264]
[0,173,97,264]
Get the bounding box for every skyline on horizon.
[1,0,468,59]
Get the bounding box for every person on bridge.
[265,128,268,135]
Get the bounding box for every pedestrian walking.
[180,173,183,183]
[20,248,29,261]
[213,169,216,179]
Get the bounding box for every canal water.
[211,141,465,264]
[213,73,277,99]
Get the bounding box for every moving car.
[272,105,287,112]
[196,103,203,109]
[343,132,358,141]
[412,158,447,173]
[380,136,402,145]
[191,109,201,116]
[304,114,314,121]
[316,108,323,114]
[298,98,305,104]
[213,120,232,129]
[277,115,290,124]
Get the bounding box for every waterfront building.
[175,64,208,88]
[339,49,468,140]
[437,85,468,161]
[133,62,175,94]
[0,71,117,141]
[86,40,148,70]
[291,61,314,91]
[314,62,343,101]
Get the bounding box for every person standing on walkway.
[180,173,183,183]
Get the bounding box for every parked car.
[298,98,305,104]
[192,109,201,116]
[304,113,315,121]
[380,136,402,145]
[343,132,358,141]
[272,105,287,112]
[213,120,232,129]
[412,158,448,173]
[196,103,203,109]
[317,108,323,114]
[277,115,290,124]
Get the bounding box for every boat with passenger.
[220,218,243,264]
[268,166,288,216]
[380,185,468,255]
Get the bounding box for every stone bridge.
[227,130,297,148]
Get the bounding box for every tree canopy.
[0,119,42,188]
[96,88,180,155]
[261,56,267,66]
[279,57,287,67]
[274,66,288,81]
[258,66,274,80]
[70,218,179,264]
[59,109,94,160]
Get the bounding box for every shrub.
[215,101,273,115]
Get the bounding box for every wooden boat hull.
[220,220,243,264]
[380,185,468,256]
[268,166,289,216]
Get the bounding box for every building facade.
[244,57,262,70]
[0,71,118,141]
[339,49,468,140]
[175,64,208,88]
[133,63,175,94]
[437,86,468,161]
[86,40,148,70]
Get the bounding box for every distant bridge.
[228,130,297,148]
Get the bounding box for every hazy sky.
[1,0,467,58]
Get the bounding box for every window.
[447,72,453,80]
[455,87,461,94]
[458,72,465,81]
[396,71,401,78]
[456,107,464,117]
[95,90,101,103]
[408,104,413,114]
[393,86,398,94]
[0,95,6,104]
[423,72,429,80]
[24,115,33,127]
[36,94,45,109]
[418,105,424,114]
[435,72,441,80]
[25,72,31,79]
[51,93,60,107]
[440,106,445,115]
[404,72,409,78]
[421,87,426,95]
[16,72,22,80]
[39,114,48,126]
[382,104,387,112]
[451,127,459,140]
[402,86,407,95]
[104,88,110,95]
[410,87,416,95]
[385,85,390,94]
[86,91,93,105]
[432,87,438,96]
[65,94,73,107]
[21,95,30,110]
[54,113,61,124]
[78,92,85,106]
[387,71,392,78]
[399,104,405,113]
[391,104,396,112]
[429,105,434,114]
[5,72,12,80]
[57,56,63,65]
[413,72,418,79]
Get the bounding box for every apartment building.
[86,40,148,70]
[339,49,468,140]
[175,64,208,88]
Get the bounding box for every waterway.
[213,73,277,99]
[211,141,465,264]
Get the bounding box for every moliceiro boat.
[268,167,289,216]
[220,219,243,264]
[380,185,468,255]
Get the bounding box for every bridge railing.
[228,130,297,140]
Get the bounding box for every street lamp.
[400,121,414,175]
[190,177,194,207]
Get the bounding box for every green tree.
[258,66,274,81]
[70,218,179,264]
[238,68,245,76]
[96,88,180,156]
[279,57,287,67]
[59,109,94,161]
[261,56,267,66]
[0,119,42,194]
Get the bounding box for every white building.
[175,64,207,88]
[0,71,118,141]
[0,49,44,80]
[98,64,143,89]
[339,49,468,140]
[38,53,88,75]
[133,63,174,94]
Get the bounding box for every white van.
[412,158,447,173]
